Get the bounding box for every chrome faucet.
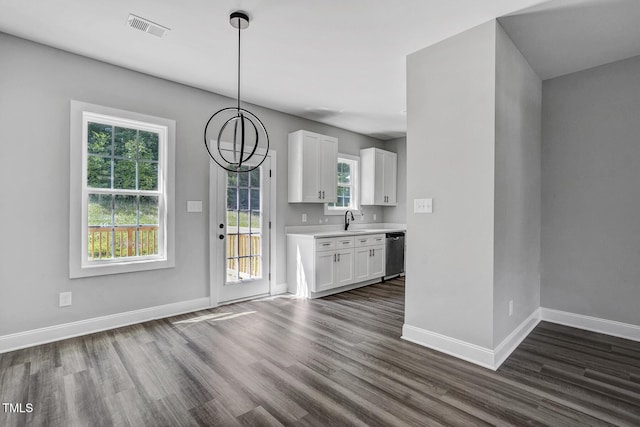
[344,210,355,230]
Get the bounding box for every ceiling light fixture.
[204,11,269,172]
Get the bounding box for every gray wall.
[0,33,385,336]
[493,24,541,345]
[382,137,407,224]
[541,54,640,326]
[406,21,497,348]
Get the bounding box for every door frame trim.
[208,146,277,307]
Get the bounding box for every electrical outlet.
[373,213,377,220]
[302,213,307,222]
[508,300,513,316]
[60,292,72,307]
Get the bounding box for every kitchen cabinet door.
[360,148,397,206]
[300,132,322,202]
[374,149,386,204]
[320,135,338,202]
[354,247,371,282]
[288,130,338,203]
[315,251,336,292]
[383,151,397,205]
[369,245,385,278]
[335,249,354,287]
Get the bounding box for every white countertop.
[286,223,406,238]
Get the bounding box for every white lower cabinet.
[369,245,385,277]
[313,237,354,292]
[354,234,385,282]
[287,232,386,296]
[314,247,354,292]
[335,249,354,288]
[315,251,337,292]
[354,247,371,282]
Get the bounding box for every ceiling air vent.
[127,14,170,38]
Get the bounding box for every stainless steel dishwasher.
[385,232,405,278]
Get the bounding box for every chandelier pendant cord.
[237,18,241,112]
[203,10,269,173]
[235,18,244,166]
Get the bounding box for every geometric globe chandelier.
[204,10,269,172]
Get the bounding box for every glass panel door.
[226,165,263,282]
[217,155,270,303]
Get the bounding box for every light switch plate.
[187,201,203,213]
[414,198,433,213]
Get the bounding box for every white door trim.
[208,148,276,307]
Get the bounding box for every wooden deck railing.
[88,227,261,278]
[88,226,158,260]
[227,234,261,278]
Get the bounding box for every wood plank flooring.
[1,278,640,426]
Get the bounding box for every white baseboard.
[493,309,541,368]
[402,308,541,371]
[402,324,496,369]
[0,297,211,354]
[271,282,288,296]
[540,307,640,342]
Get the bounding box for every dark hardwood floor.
[1,278,640,426]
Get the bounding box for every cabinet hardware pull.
[322,190,325,199]
[333,253,336,262]
[318,191,322,199]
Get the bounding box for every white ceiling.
[500,0,640,80]
[0,0,549,140]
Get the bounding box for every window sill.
[70,257,175,279]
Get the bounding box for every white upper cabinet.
[288,130,338,203]
[360,147,397,206]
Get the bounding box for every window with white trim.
[70,101,175,278]
[324,154,359,215]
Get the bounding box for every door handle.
[218,234,225,240]
[219,223,224,229]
